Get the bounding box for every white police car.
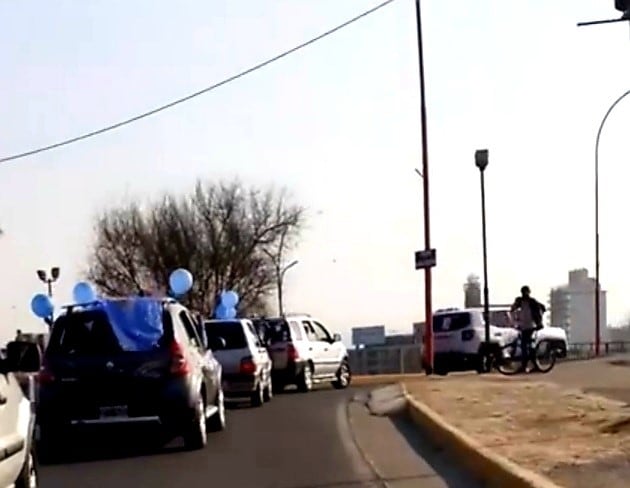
[431,307,568,374]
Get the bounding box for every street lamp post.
[475,149,491,369]
[414,0,434,375]
[277,260,298,317]
[592,89,630,356]
[37,267,60,297]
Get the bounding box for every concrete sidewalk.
[349,386,482,488]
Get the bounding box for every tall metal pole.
[593,89,630,356]
[277,270,284,316]
[415,0,433,373]
[480,170,490,346]
[277,260,298,317]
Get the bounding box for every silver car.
[0,340,40,488]
[203,319,272,407]
[253,314,350,393]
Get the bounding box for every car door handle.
[0,394,6,405]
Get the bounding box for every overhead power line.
[1,0,397,164]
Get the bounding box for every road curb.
[402,384,563,488]
[352,374,425,386]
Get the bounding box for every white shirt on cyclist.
[517,300,535,331]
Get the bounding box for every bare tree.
[87,179,305,316]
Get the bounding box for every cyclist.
[510,286,546,366]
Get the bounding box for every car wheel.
[183,395,208,450]
[433,359,449,376]
[36,425,60,465]
[332,360,351,389]
[15,443,38,488]
[263,378,273,402]
[297,365,313,393]
[206,389,226,432]
[251,383,264,407]
[272,380,285,394]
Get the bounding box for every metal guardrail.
[348,341,630,375]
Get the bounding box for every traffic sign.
[414,249,436,270]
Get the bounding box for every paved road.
[546,353,630,403]
[39,386,478,488]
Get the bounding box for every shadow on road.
[40,427,196,465]
[389,414,484,488]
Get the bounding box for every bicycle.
[494,328,557,375]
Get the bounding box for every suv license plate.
[99,405,128,419]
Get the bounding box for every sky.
[1,0,630,345]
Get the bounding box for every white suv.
[431,307,568,374]
[253,315,350,392]
[0,341,40,488]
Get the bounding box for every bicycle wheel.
[495,341,525,376]
[533,339,556,373]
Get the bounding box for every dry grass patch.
[406,375,630,487]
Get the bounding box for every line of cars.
[0,297,350,487]
[207,314,351,405]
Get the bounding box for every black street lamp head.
[51,267,60,281]
[36,269,47,283]
[475,149,489,172]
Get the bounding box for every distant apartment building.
[464,274,482,308]
[549,268,608,344]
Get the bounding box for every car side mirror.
[333,333,342,343]
[4,341,41,373]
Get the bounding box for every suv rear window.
[253,319,302,344]
[47,299,169,355]
[433,312,471,332]
[204,321,247,350]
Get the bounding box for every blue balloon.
[31,294,54,319]
[73,281,97,304]
[214,303,229,320]
[225,307,237,319]
[169,268,193,296]
[221,290,239,308]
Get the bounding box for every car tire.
[332,360,351,389]
[297,365,313,393]
[251,383,264,407]
[206,389,226,432]
[36,425,61,465]
[263,378,273,402]
[272,380,285,394]
[15,443,38,488]
[183,395,208,450]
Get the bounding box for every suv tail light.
[240,356,256,375]
[38,362,55,385]
[169,341,190,376]
[287,344,299,362]
[461,329,475,342]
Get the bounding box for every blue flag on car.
[101,298,164,351]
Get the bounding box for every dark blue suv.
[37,297,225,461]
